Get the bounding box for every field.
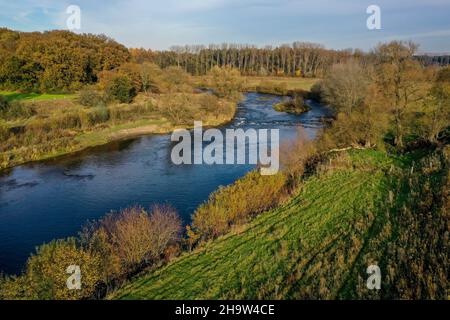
[243,76,319,92]
[111,148,448,300]
[0,91,75,102]
[192,76,320,95]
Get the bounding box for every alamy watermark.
[366,264,381,290]
[170,121,280,175]
[366,5,381,30]
[66,5,81,31]
[66,265,81,290]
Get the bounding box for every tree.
[374,41,426,147]
[106,75,136,103]
[144,42,351,78]
[161,66,191,93]
[118,62,143,93]
[0,29,130,92]
[207,66,243,100]
[320,60,370,116]
[420,68,450,142]
[140,62,162,94]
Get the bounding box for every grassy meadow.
[192,76,320,95]
[243,76,319,92]
[0,91,75,102]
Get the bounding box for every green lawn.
[111,150,401,300]
[0,91,75,102]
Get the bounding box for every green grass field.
[0,91,75,102]
[111,150,403,299]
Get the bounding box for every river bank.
[0,92,236,171]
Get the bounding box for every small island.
[273,94,311,114]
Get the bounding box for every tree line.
[2,28,449,93]
[416,54,450,66]
[130,42,358,78]
[317,41,450,149]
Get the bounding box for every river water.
[0,92,330,274]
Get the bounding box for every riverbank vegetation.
[0,87,236,169]
[273,95,310,114]
[0,205,182,299]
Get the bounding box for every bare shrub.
[81,205,181,278]
[148,205,182,259]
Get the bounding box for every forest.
[0,28,130,92]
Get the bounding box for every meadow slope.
[111,148,448,300]
[111,149,448,300]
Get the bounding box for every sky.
[1,0,449,53]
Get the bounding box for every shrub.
[161,66,192,93]
[274,94,309,114]
[77,88,106,107]
[191,171,287,241]
[158,93,196,125]
[0,273,31,300]
[82,205,181,278]
[0,238,103,300]
[0,124,9,141]
[280,128,317,186]
[207,66,243,100]
[89,106,110,124]
[308,82,323,101]
[106,75,136,103]
[256,81,288,95]
[140,62,163,93]
[0,95,8,112]
[0,96,34,120]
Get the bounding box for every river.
[0,92,330,274]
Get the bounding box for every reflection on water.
[0,93,331,274]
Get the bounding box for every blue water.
[0,93,330,274]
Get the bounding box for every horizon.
[1,0,450,53]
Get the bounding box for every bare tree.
[321,60,370,115]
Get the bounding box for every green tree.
[374,41,426,147]
[420,68,450,142]
[140,62,162,93]
[106,75,136,103]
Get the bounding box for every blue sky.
[1,0,449,52]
